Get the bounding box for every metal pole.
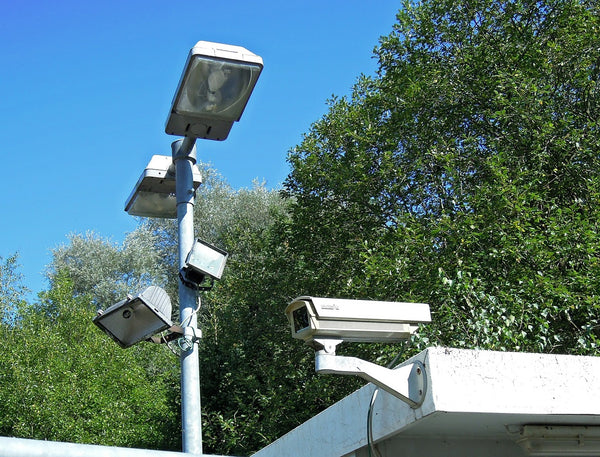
[172,137,202,455]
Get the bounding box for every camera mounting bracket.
[313,338,427,408]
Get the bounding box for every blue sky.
[0,0,401,298]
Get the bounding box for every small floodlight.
[180,238,228,290]
[93,285,173,348]
[125,155,202,218]
[165,41,263,140]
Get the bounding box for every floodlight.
[517,425,600,456]
[180,238,228,289]
[93,285,173,348]
[165,41,263,140]
[125,154,202,218]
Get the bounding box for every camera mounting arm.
[313,339,427,408]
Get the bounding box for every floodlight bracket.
[313,338,427,408]
[179,268,216,291]
[148,324,202,345]
[172,137,197,162]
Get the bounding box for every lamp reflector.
[185,238,228,280]
[127,191,177,218]
[166,41,263,140]
[125,155,202,219]
[93,286,173,348]
[174,57,262,122]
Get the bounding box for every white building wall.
[253,348,600,457]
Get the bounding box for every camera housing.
[285,296,431,348]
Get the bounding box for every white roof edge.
[252,347,600,457]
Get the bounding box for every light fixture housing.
[125,155,202,218]
[517,425,600,456]
[180,238,228,289]
[165,41,263,140]
[93,285,173,348]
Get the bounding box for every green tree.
[284,0,600,354]
[0,253,29,326]
[50,228,169,308]
[0,271,180,449]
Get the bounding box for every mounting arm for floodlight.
[314,338,427,408]
[148,324,202,351]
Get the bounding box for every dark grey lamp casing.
[93,285,173,348]
[165,41,263,140]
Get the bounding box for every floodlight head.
[93,285,173,348]
[165,41,263,140]
[180,238,228,289]
[125,154,202,218]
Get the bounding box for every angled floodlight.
[125,154,202,218]
[165,41,263,140]
[93,285,173,348]
[180,238,228,290]
[517,425,600,456]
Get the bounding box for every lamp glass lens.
[94,298,170,348]
[175,56,262,121]
[187,241,227,279]
[127,191,176,219]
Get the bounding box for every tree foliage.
[50,229,169,308]
[0,271,180,449]
[0,254,28,326]
[285,0,600,354]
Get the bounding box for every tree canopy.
[285,0,600,354]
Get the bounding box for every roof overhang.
[253,347,600,457]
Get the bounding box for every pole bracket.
[148,325,202,346]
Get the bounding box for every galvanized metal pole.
[172,137,202,455]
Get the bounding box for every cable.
[179,295,201,328]
[367,388,382,457]
[366,345,409,457]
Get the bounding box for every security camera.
[285,296,432,408]
[285,296,431,349]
